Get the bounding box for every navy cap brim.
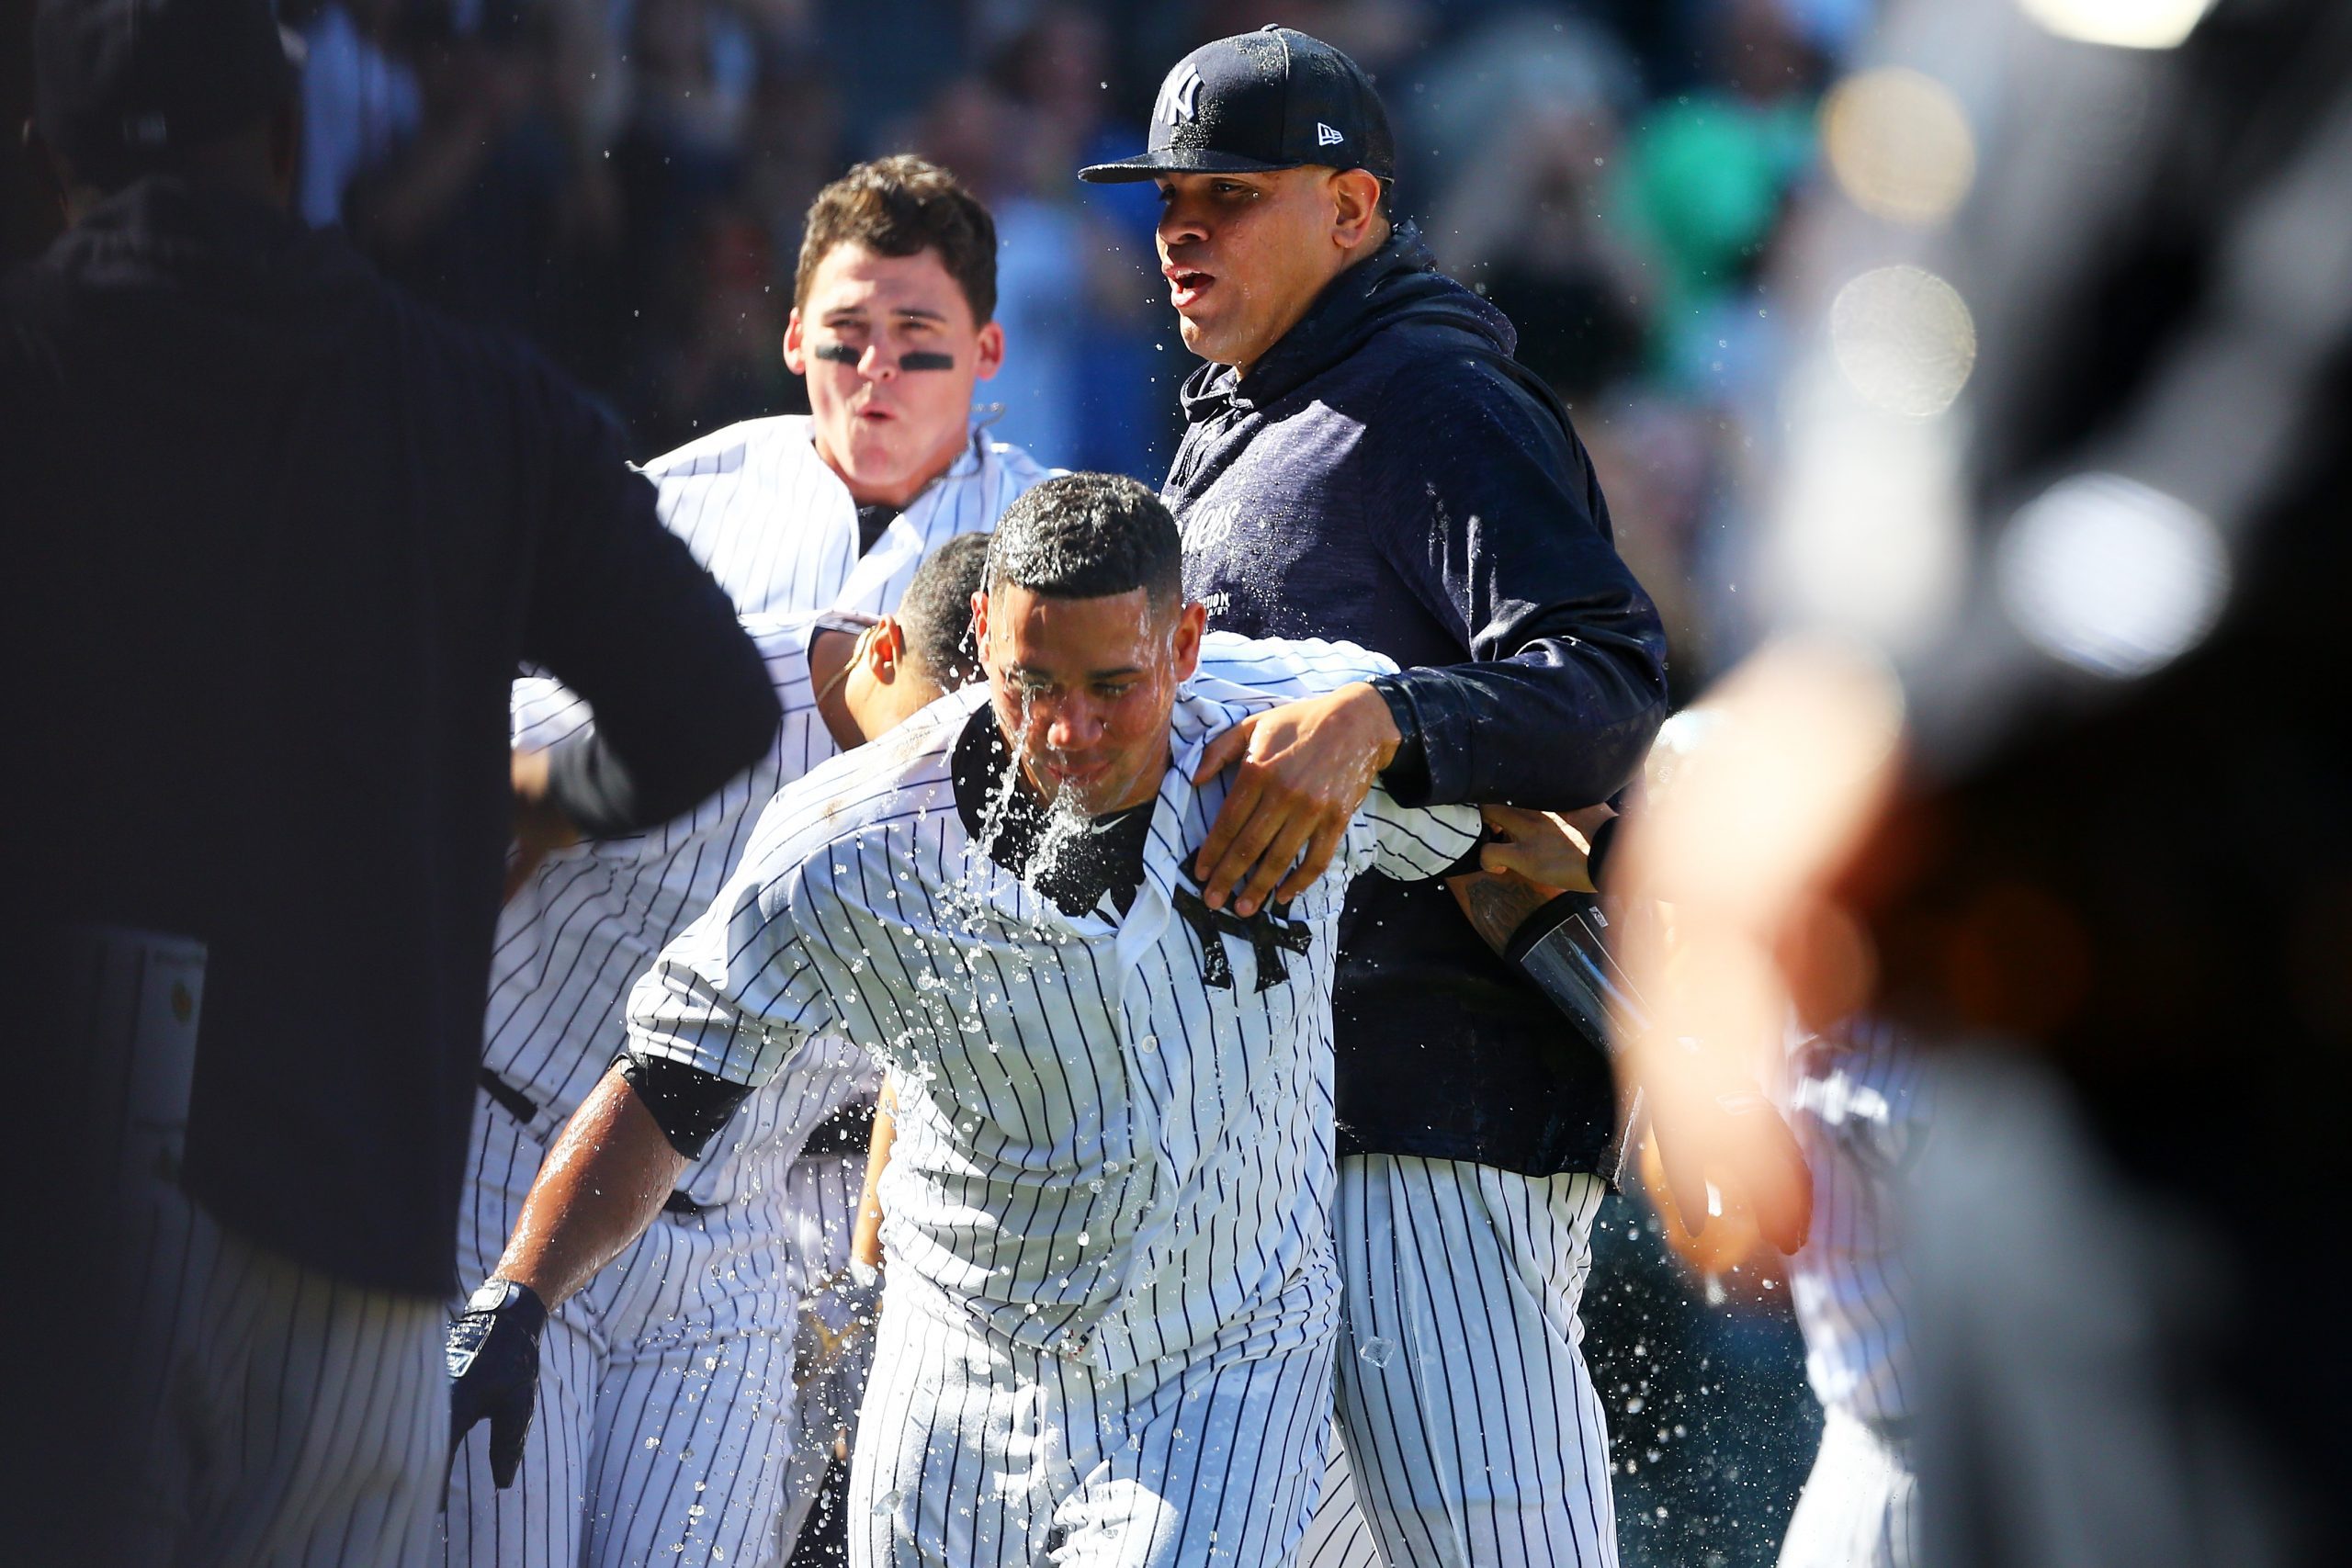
[1077,148,1306,184]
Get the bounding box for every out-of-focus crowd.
[291,0,1860,692]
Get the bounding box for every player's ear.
[970,589,994,666]
[782,308,808,376]
[1330,168,1383,250]
[1170,601,1206,683]
[972,321,1006,384]
[865,618,906,683]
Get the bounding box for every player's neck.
[809,627,865,750]
[815,423,970,512]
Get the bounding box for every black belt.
[478,1066,539,1126]
[480,1066,709,1217]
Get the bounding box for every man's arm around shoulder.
[1363,351,1668,811]
[1191,355,1667,912]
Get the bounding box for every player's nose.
[1158,199,1207,250]
[859,343,896,381]
[1045,698,1102,750]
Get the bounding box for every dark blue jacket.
[1167,226,1668,1177]
[1,181,778,1296]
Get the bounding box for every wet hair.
[795,155,998,325]
[896,532,991,684]
[985,473,1183,616]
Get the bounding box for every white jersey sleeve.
[512,676,596,750]
[1357,784,1481,884]
[624,848,831,1090]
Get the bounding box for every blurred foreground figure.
[0,1,777,1562]
[1619,1,2352,1563]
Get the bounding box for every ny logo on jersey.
[1173,885,1312,992]
[1157,64,1204,127]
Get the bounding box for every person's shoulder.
[1193,632,1397,695]
[977,433,1057,491]
[1169,672,1295,750]
[639,414,814,481]
[739,609,820,676]
[360,267,622,436]
[1364,316,1566,468]
[766,684,978,845]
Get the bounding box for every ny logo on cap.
[1157,63,1204,126]
[1317,122,1344,147]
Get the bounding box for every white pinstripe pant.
[443,1092,829,1568]
[113,1183,447,1568]
[1293,1425,1381,1568]
[1328,1156,1617,1568]
[1778,1410,1919,1568]
[78,926,446,1568]
[849,1284,1338,1568]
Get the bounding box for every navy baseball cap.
[1080,25,1396,185]
[34,0,301,175]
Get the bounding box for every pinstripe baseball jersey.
[642,414,1050,618]
[1777,1015,1934,1427]
[488,615,873,1207]
[626,658,1482,1374]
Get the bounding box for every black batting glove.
[446,1277,548,1489]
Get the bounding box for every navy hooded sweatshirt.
[1167,225,1669,1178]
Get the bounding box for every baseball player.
[447,474,1608,1568]
[1771,1015,1930,1568]
[1474,709,1897,1568]
[445,154,1048,1567]
[443,538,997,1567]
[1079,29,1672,1568]
[639,155,1047,623]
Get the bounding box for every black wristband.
[1584,814,1621,893]
[461,1275,547,1332]
[1367,675,1432,807]
[616,1050,756,1159]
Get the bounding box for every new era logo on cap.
[1317,122,1344,147]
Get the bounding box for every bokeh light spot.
[2016,0,2220,51]
[1996,473,2231,679]
[1828,265,1978,419]
[1821,68,1976,228]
